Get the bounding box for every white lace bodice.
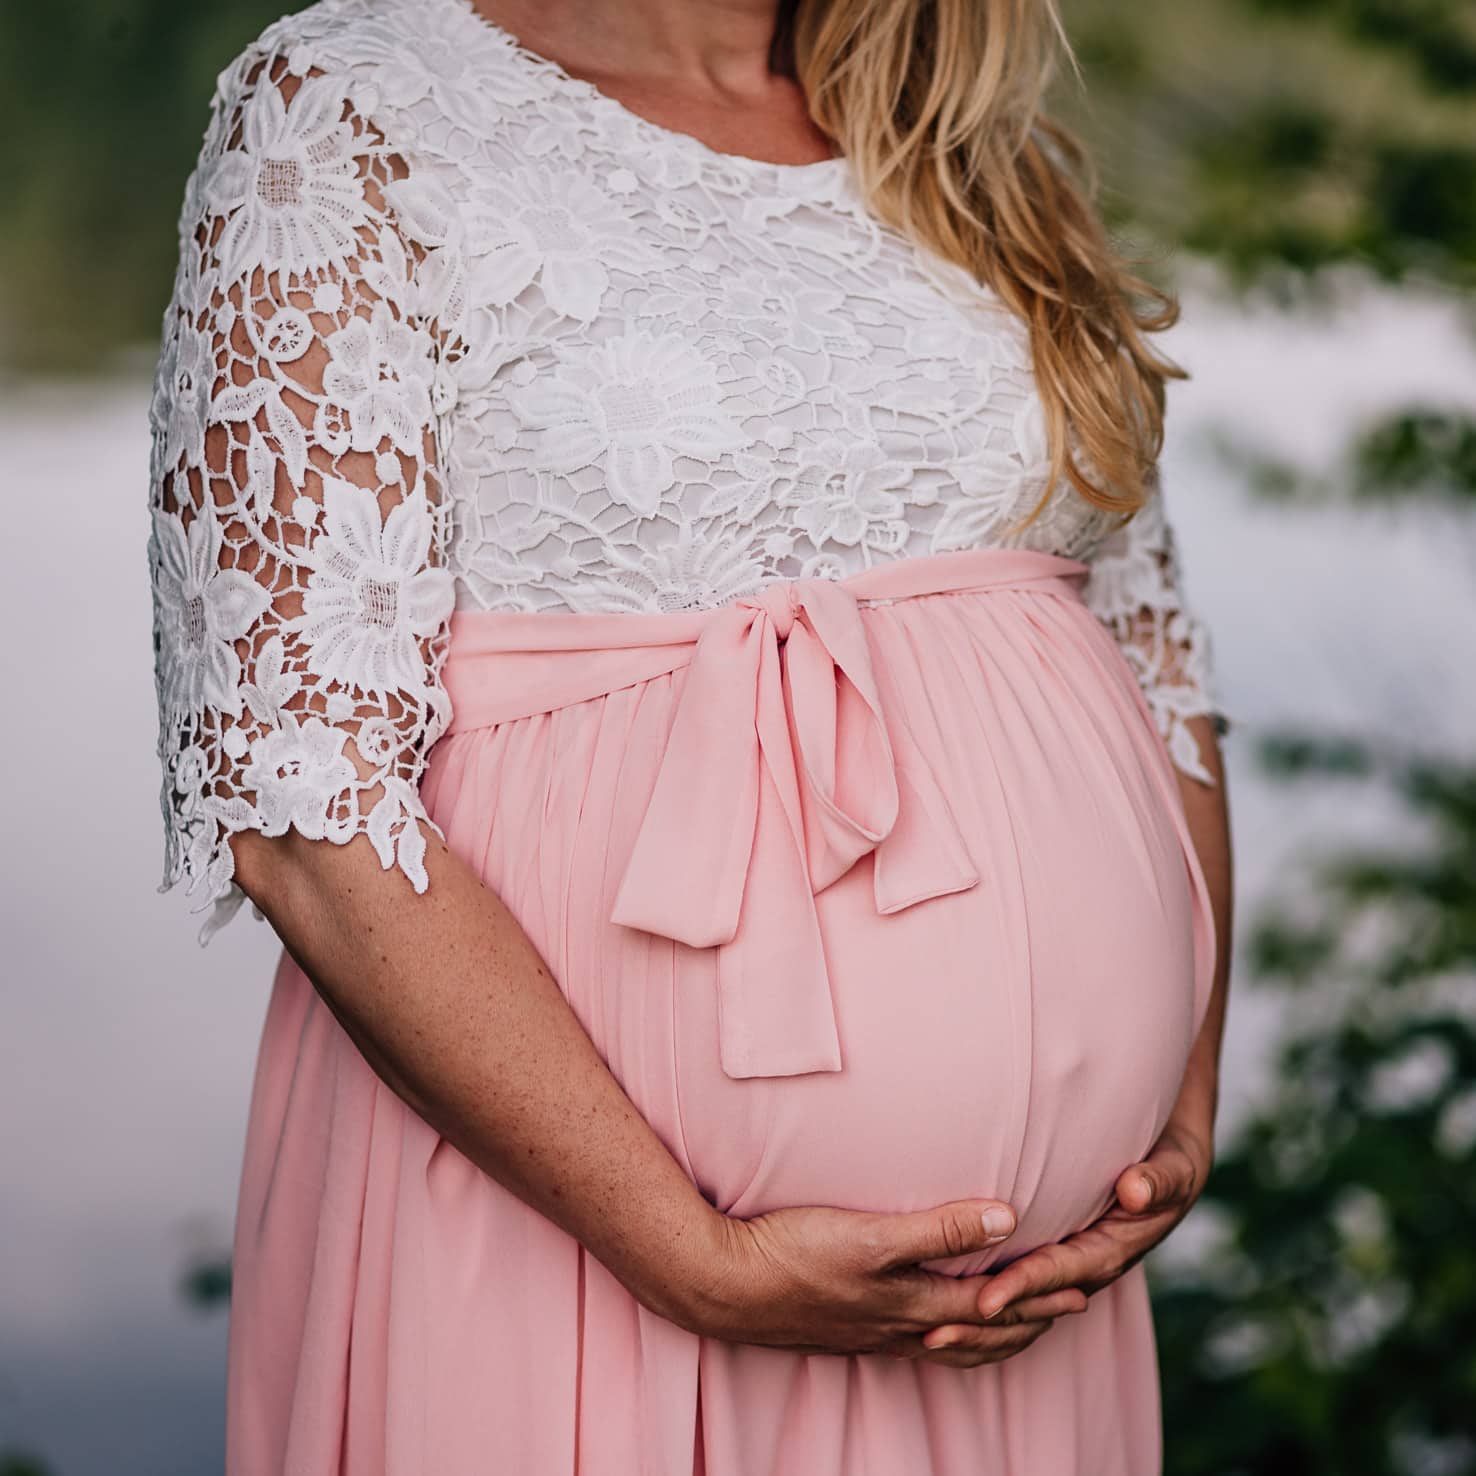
[147,0,1229,942]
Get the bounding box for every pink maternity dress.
[146,2,1231,1471]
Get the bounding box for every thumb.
[1115,1162,1163,1213]
[869,1199,1017,1270]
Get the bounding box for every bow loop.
[781,578,902,893]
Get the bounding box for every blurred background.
[2,1,1474,1472]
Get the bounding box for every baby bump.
[666,592,1204,1239]
[671,662,1204,1267]
[429,586,1209,1269]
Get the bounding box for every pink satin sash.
[441,547,1092,1080]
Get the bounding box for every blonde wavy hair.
[771,0,1188,530]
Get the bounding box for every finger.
[922,1288,1088,1349]
[890,1317,1057,1368]
[1115,1160,1179,1214]
[894,1266,1022,1332]
[1005,1286,1091,1321]
[1114,1153,1191,1216]
[975,1241,1095,1320]
[866,1199,1017,1271]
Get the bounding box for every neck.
[475,0,787,94]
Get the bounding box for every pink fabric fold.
[442,547,1093,1080]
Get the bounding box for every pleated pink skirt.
[225,546,1216,1475]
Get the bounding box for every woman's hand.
[675,1197,1089,1365]
[915,1116,1214,1358]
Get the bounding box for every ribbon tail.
[872,726,981,914]
[785,587,901,891]
[717,741,845,1079]
[609,609,760,948]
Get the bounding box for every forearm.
[1171,712,1235,1145]
[229,818,726,1330]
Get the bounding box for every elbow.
[227,827,318,922]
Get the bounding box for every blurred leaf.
[1256,731,1377,778]
[0,1452,57,1476]
[180,1256,233,1309]
[1351,411,1476,502]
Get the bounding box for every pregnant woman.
[146,0,1235,1469]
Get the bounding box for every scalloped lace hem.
[157,804,448,948]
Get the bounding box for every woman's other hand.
[676,1198,1084,1364]
[915,1116,1212,1362]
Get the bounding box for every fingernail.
[982,1208,1014,1239]
[926,1331,959,1350]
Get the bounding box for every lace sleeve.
[1079,465,1231,787]
[147,49,456,945]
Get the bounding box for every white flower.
[243,716,358,839]
[929,433,1053,553]
[348,7,548,130]
[151,505,271,719]
[507,331,749,516]
[718,271,861,357]
[386,167,648,330]
[321,300,435,455]
[776,442,910,550]
[204,73,373,281]
[287,478,455,698]
[354,715,405,767]
[568,526,766,613]
[154,316,215,474]
[461,168,649,322]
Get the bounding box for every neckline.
[439,0,850,187]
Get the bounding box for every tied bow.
[609,576,981,1079]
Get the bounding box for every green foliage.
[0,0,285,373]
[1244,0,1476,93]
[1154,745,1476,1475]
[1056,0,1476,291]
[1350,412,1476,504]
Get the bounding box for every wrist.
[1171,1053,1220,1141]
[1166,1092,1218,1175]
[619,1199,741,1336]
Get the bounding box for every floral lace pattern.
[148,44,457,943]
[148,0,1229,943]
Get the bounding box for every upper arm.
[147,49,456,944]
